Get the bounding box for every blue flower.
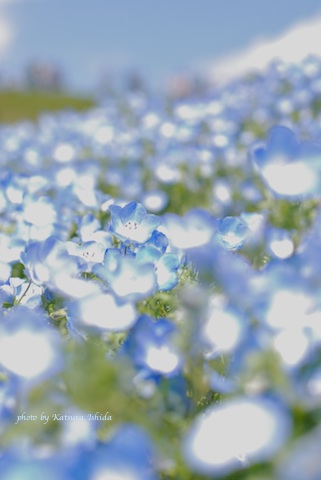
[66,240,106,271]
[161,209,217,251]
[122,315,182,377]
[21,236,76,286]
[214,216,250,251]
[77,212,112,247]
[67,292,137,333]
[0,307,62,384]
[137,246,180,291]
[250,126,321,199]
[183,396,291,476]
[94,248,157,302]
[266,227,294,259]
[146,230,169,254]
[89,424,158,480]
[109,201,161,244]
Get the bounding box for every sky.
[0,0,321,93]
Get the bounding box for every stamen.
[124,220,138,230]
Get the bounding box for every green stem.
[15,281,32,306]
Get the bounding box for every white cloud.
[205,14,321,84]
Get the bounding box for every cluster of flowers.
[1,55,321,478]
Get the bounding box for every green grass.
[0,89,96,124]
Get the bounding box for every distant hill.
[0,90,96,124]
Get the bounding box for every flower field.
[1,57,321,479]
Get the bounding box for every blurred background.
[0,0,321,120]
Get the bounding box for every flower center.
[124,220,138,230]
[83,250,95,259]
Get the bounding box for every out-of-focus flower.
[0,452,68,480]
[183,397,291,476]
[201,301,245,359]
[21,236,79,286]
[68,292,137,333]
[278,423,321,480]
[66,240,106,270]
[250,126,321,199]
[146,230,169,254]
[94,248,157,302]
[214,216,250,251]
[122,315,182,378]
[0,233,25,265]
[0,307,62,383]
[160,209,217,251]
[77,213,112,247]
[266,227,294,259]
[20,236,96,299]
[141,190,168,213]
[88,424,158,480]
[22,195,57,241]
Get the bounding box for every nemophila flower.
[72,162,102,208]
[89,424,157,480]
[21,236,74,285]
[0,307,62,383]
[59,408,99,448]
[0,282,14,307]
[300,366,321,409]
[94,248,157,302]
[205,367,236,395]
[267,288,321,367]
[77,213,100,239]
[294,209,321,280]
[0,380,17,430]
[160,209,217,251]
[0,171,24,207]
[23,173,49,195]
[239,179,263,204]
[250,125,321,199]
[187,243,254,308]
[20,236,92,299]
[251,265,321,367]
[66,240,106,272]
[122,315,182,378]
[22,195,57,241]
[68,292,137,333]
[55,274,101,300]
[266,227,294,259]
[0,262,11,285]
[137,246,180,291]
[109,201,161,245]
[201,300,246,359]
[77,212,113,247]
[277,423,321,480]
[240,211,265,243]
[154,161,180,185]
[214,216,250,251]
[0,233,25,265]
[211,247,255,308]
[183,397,291,476]
[141,189,169,213]
[146,230,169,254]
[0,451,68,480]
